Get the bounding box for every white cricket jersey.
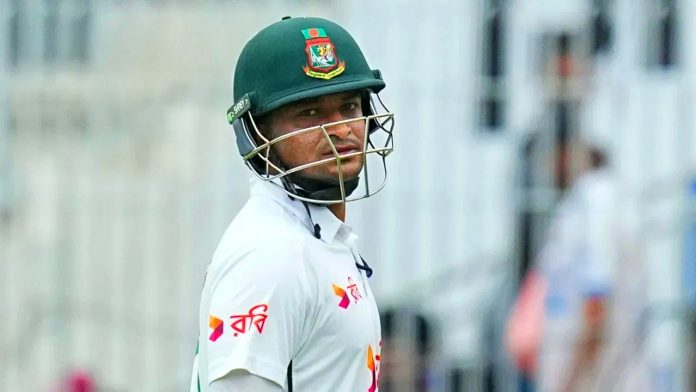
[191,177,382,392]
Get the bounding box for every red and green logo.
[302,28,345,80]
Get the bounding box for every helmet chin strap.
[288,174,360,203]
[267,145,360,203]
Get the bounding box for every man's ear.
[246,114,280,175]
[252,114,273,144]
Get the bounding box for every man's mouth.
[322,144,362,158]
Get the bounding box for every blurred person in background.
[535,140,647,392]
[52,369,96,392]
[682,176,696,391]
[378,308,436,392]
[191,16,395,392]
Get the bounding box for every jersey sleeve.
[202,240,314,388]
[209,370,283,392]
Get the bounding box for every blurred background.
[2,0,696,391]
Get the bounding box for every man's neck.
[328,203,346,222]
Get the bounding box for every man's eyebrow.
[342,93,361,102]
[294,97,320,106]
[293,92,361,107]
[341,92,361,100]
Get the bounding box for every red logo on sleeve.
[229,304,269,337]
[208,304,269,342]
[209,315,224,342]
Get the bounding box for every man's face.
[264,91,366,184]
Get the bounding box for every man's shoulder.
[209,197,314,274]
[236,194,310,234]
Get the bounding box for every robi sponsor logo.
[367,343,382,392]
[230,304,269,337]
[332,284,350,309]
[208,303,269,342]
[208,316,224,342]
[332,276,363,309]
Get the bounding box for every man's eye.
[297,109,318,117]
[343,103,359,111]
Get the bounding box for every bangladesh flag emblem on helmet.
[302,28,346,80]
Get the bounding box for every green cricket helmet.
[227,16,395,205]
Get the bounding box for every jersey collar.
[249,177,345,244]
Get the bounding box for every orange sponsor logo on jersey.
[208,303,269,342]
[367,343,382,392]
[208,315,224,342]
[332,276,363,309]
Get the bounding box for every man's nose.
[324,111,352,139]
